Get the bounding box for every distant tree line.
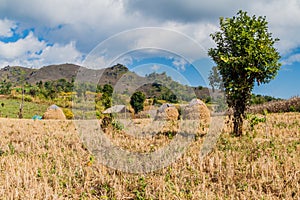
[251,94,282,105]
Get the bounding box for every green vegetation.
[130,91,146,114]
[208,66,223,92]
[100,84,113,109]
[0,62,287,120]
[251,94,281,105]
[144,72,196,101]
[62,108,74,120]
[0,81,12,94]
[208,10,281,136]
[0,64,220,120]
[142,82,179,103]
[0,98,48,118]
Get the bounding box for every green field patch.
[0,98,48,119]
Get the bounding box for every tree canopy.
[208,66,223,92]
[130,91,146,114]
[208,10,281,136]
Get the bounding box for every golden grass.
[0,113,299,199]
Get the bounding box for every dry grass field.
[0,112,299,199]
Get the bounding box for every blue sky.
[0,0,299,99]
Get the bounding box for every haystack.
[42,104,66,120]
[181,99,211,135]
[155,103,179,121]
[182,99,210,120]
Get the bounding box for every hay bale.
[42,104,66,120]
[181,99,211,135]
[155,103,179,121]
[182,99,210,120]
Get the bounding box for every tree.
[101,84,113,109]
[130,91,146,114]
[102,84,113,97]
[208,10,281,136]
[208,66,223,92]
[18,69,28,119]
[101,93,112,109]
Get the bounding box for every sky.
[0,0,299,99]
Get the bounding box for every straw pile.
[155,103,179,121]
[181,99,211,135]
[42,105,66,120]
[182,99,210,120]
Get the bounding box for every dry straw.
[181,99,211,135]
[42,104,66,120]
[248,97,300,114]
[155,103,179,121]
[0,112,299,199]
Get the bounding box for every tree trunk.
[233,111,243,136]
[18,85,24,119]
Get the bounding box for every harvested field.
[0,113,299,199]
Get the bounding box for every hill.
[0,63,129,85]
[0,63,212,101]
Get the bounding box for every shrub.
[130,91,146,114]
[24,95,33,102]
[246,114,266,130]
[63,108,74,119]
[248,97,300,114]
[112,120,124,131]
[101,116,112,129]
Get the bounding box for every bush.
[112,120,124,131]
[24,95,33,102]
[101,116,112,129]
[63,108,74,119]
[246,114,266,130]
[130,91,146,114]
[248,97,300,114]
[289,106,296,112]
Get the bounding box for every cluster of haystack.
[42,104,66,120]
[154,103,179,121]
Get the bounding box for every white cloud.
[112,55,133,67]
[0,0,300,67]
[39,41,83,65]
[0,0,124,26]
[172,57,187,71]
[163,21,218,52]
[0,29,83,68]
[282,54,300,65]
[83,51,110,69]
[132,27,207,61]
[0,32,45,59]
[248,0,300,55]
[0,18,17,37]
[151,64,161,71]
[81,27,207,70]
[124,0,251,23]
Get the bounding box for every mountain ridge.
[0,63,211,101]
